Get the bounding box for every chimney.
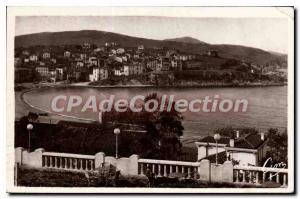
[260,132,265,141]
[236,130,240,138]
[229,139,234,147]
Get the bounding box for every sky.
[15,16,288,54]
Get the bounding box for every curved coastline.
[20,87,98,123]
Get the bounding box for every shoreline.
[15,81,287,90]
[68,82,287,89]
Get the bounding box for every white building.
[114,65,129,76]
[90,67,100,82]
[88,57,98,66]
[114,56,123,63]
[89,67,108,82]
[195,131,268,166]
[29,54,38,62]
[80,53,87,60]
[138,45,144,50]
[35,67,49,77]
[116,48,125,54]
[76,61,84,68]
[42,52,51,59]
[51,58,57,64]
[64,51,71,58]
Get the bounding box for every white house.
[42,52,51,59]
[195,131,268,166]
[88,57,98,66]
[64,51,71,58]
[114,65,129,76]
[29,54,38,62]
[89,67,100,82]
[138,45,144,50]
[35,67,49,77]
[116,48,125,54]
[90,67,108,82]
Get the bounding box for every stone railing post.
[199,159,210,182]
[22,148,44,168]
[15,147,24,165]
[222,160,233,183]
[95,152,105,168]
[128,154,139,175]
[32,148,45,168]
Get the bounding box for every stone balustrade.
[42,152,95,171]
[138,159,201,179]
[233,165,288,187]
[14,147,288,187]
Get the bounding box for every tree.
[262,128,288,166]
[103,93,184,160]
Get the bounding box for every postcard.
[6,6,294,193]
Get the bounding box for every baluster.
[140,163,144,175]
[75,159,78,170]
[262,172,266,183]
[242,170,246,183]
[158,164,162,177]
[269,172,273,181]
[249,171,253,183]
[64,158,68,169]
[187,167,191,179]
[70,158,73,169]
[89,160,94,170]
[60,157,63,168]
[86,160,92,170]
[283,174,287,186]
[234,170,239,182]
[255,171,259,184]
[49,156,53,168]
[181,166,185,174]
[176,166,179,173]
[152,164,155,175]
[276,173,280,183]
[85,159,88,170]
[193,167,198,179]
[163,165,167,177]
[44,156,48,167]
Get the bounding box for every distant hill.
[163,36,207,44]
[15,30,287,65]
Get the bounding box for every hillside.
[163,36,207,44]
[15,30,286,65]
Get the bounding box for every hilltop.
[163,36,207,44]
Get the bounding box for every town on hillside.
[14,41,287,87]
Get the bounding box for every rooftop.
[197,133,265,150]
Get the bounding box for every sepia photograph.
[6,7,294,193]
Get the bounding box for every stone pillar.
[128,154,139,175]
[199,159,210,182]
[197,146,208,160]
[222,160,233,183]
[31,148,44,168]
[95,152,105,168]
[15,147,24,165]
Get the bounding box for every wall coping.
[43,151,95,159]
[233,165,288,173]
[138,158,200,166]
